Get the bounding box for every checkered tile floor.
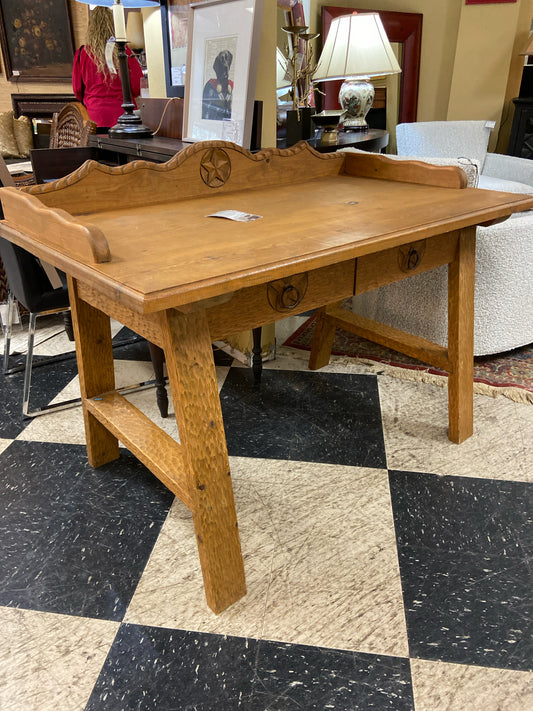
[0,314,531,710]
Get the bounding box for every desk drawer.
[355,232,459,294]
[207,259,355,340]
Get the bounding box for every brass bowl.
[311,112,343,129]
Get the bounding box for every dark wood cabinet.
[508,98,533,158]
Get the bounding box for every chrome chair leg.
[3,290,15,375]
[22,311,37,417]
[3,304,169,418]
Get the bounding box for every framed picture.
[0,0,74,82]
[183,0,264,147]
[161,1,193,98]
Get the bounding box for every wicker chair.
[49,102,97,149]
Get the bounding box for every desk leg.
[448,227,476,444]
[161,308,246,614]
[308,302,341,370]
[68,277,120,467]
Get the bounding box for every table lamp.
[76,0,158,138]
[314,12,401,131]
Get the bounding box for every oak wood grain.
[2,140,532,613]
[86,392,192,508]
[354,232,460,293]
[68,276,119,467]
[343,151,468,189]
[311,306,450,372]
[1,142,531,314]
[1,187,110,263]
[161,306,246,614]
[447,227,476,443]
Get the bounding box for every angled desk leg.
[447,226,476,444]
[161,307,246,614]
[68,277,120,467]
[308,301,342,371]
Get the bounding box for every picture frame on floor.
[0,0,74,81]
[182,0,264,148]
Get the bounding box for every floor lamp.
[76,0,158,138]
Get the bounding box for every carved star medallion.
[200,148,232,188]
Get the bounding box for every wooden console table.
[89,128,388,164]
[278,128,389,153]
[1,142,531,614]
[89,133,189,164]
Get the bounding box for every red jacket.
[72,46,143,128]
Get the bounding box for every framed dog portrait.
[0,0,74,81]
[183,0,264,148]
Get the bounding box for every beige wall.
[2,0,532,154]
[447,0,525,150]
[497,0,533,152]
[307,0,532,151]
[307,0,462,124]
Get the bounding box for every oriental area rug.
[283,312,533,405]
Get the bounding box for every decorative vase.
[339,78,375,131]
[286,107,315,147]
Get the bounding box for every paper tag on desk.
[207,210,262,222]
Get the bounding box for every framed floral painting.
[0,0,74,81]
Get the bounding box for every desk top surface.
[2,142,532,314]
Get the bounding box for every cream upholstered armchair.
[351,120,533,356]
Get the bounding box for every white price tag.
[207,210,262,222]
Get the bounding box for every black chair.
[0,237,77,416]
[0,235,171,418]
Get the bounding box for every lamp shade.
[126,11,145,49]
[75,1,159,7]
[314,13,401,81]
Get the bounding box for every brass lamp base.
[320,127,339,145]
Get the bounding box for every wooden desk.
[1,142,531,614]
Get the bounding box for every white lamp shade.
[75,1,159,7]
[314,13,401,81]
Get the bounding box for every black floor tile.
[112,327,152,361]
[389,470,533,671]
[0,357,78,438]
[86,625,414,710]
[0,441,174,621]
[221,368,386,468]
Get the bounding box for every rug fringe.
[331,356,533,405]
